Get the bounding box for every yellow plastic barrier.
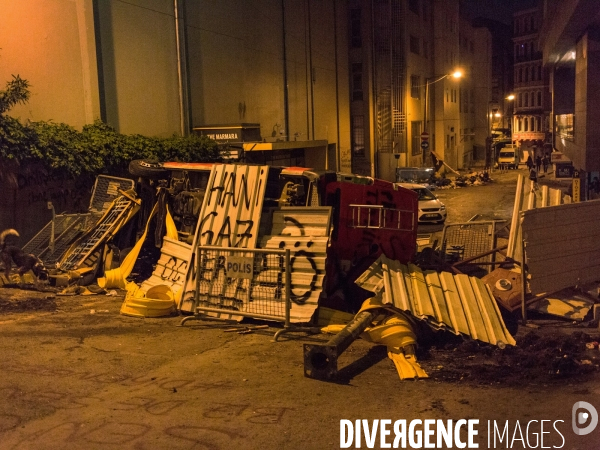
[320,297,428,380]
[99,204,178,290]
[120,283,176,318]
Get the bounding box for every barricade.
[180,245,318,340]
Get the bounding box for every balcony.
[513,131,546,141]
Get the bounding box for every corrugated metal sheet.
[507,174,567,261]
[259,206,331,322]
[522,199,600,294]
[355,255,516,347]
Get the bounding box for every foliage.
[0,76,220,177]
[0,75,30,114]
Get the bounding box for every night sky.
[460,0,535,25]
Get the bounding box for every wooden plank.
[179,165,269,312]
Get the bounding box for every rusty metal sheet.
[522,199,600,294]
[355,255,516,347]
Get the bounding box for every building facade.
[512,5,551,159]
[349,0,493,180]
[0,0,352,172]
[540,0,600,175]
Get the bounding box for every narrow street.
[0,166,598,450]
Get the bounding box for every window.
[423,40,429,59]
[411,121,422,155]
[410,75,421,99]
[556,114,574,140]
[470,89,474,113]
[524,93,528,107]
[409,35,420,54]
[350,9,362,48]
[351,63,363,101]
[537,91,542,107]
[422,0,429,21]
[519,68,523,83]
[525,67,529,82]
[538,65,542,80]
[351,115,365,156]
[518,93,523,107]
[524,118,529,131]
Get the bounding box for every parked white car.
[396,183,447,224]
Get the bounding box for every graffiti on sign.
[179,164,269,312]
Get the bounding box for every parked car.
[395,167,437,190]
[396,182,447,224]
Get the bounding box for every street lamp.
[422,70,462,167]
[506,94,515,144]
[423,70,462,134]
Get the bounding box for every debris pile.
[421,331,599,385]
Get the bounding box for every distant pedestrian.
[535,155,542,173]
[529,167,537,183]
[526,155,534,171]
[542,153,549,173]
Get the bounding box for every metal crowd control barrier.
[179,245,319,340]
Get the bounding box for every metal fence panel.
[194,246,290,322]
[441,221,496,270]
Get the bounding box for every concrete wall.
[95,0,182,136]
[0,164,93,242]
[184,0,350,171]
[0,0,100,127]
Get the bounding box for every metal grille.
[24,175,134,264]
[194,246,291,322]
[22,214,92,266]
[60,195,136,271]
[89,175,135,212]
[441,221,496,270]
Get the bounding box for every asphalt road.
[0,167,597,450]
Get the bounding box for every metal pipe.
[521,238,527,324]
[174,0,190,135]
[281,0,289,141]
[303,310,375,380]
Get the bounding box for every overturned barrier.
[304,310,375,380]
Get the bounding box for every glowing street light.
[424,69,463,132]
